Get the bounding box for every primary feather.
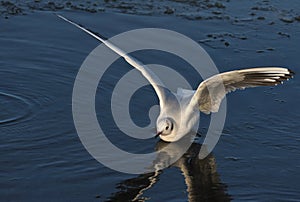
[191,67,294,114]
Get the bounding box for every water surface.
[0,3,300,201]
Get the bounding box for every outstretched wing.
[57,14,169,106]
[190,67,294,114]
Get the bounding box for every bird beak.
[155,131,162,138]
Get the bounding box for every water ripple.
[0,92,31,125]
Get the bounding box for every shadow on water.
[106,140,231,202]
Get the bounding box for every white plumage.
[58,15,294,142]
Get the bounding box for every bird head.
[155,118,175,141]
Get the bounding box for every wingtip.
[287,68,295,77]
[56,13,69,22]
[275,67,294,85]
[281,67,295,80]
[56,13,63,19]
[277,67,295,76]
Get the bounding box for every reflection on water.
[107,171,161,201]
[107,140,231,201]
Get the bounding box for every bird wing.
[190,67,294,114]
[57,14,169,106]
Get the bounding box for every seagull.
[57,15,294,142]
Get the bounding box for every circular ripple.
[0,92,31,124]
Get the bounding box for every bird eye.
[166,126,169,130]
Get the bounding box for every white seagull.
[58,15,294,142]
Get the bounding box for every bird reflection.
[106,140,231,202]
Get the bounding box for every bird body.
[58,15,294,142]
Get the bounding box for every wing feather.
[57,14,169,106]
[190,67,294,114]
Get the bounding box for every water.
[1,2,300,201]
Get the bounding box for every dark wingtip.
[279,68,295,84]
[288,68,295,76]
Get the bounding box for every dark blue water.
[1,4,300,201]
